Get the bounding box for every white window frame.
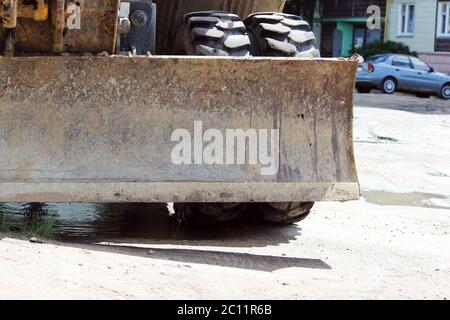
[437,1,450,38]
[397,3,415,36]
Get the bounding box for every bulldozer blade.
[0,56,360,203]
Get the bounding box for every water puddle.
[0,203,292,244]
[363,191,450,210]
[0,203,168,240]
[2,191,447,241]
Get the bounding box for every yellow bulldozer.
[0,0,360,225]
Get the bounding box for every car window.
[368,55,388,63]
[410,57,431,72]
[392,56,411,68]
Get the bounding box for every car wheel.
[441,84,450,100]
[381,77,396,94]
[356,86,371,94]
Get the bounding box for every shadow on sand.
[0,203,331,272]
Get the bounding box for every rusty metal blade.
[0,56,360,202]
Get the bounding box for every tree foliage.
[352,41,417,59]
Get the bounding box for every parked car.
[356,54,450,100]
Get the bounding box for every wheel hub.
[385,81,394,91]
[443,86,450,98]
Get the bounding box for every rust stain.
[0,0,118,54]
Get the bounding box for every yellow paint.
[0,0,48,21]
[384,0,390,41]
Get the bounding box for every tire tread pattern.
[245,12,320,57]
[176,11,251,56]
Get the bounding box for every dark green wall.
[284,0,319,22]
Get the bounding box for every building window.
[353,26,382,49]
[437,2,450,37]
[397,3,415,36]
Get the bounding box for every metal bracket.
[118,0,156,55]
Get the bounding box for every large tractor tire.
[248,202,314,225]
[244,12,320,57]
[173,11,317,226]
[173,11,251,56]
[244,12,318,225]
[173,203,247,225]
[172,10,251,225]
